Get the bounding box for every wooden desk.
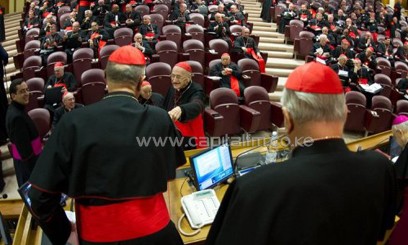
[10,131,395,245]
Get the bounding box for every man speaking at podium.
[206,62,397,245]
[28,46,186,245]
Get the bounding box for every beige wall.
[1,0,25,13]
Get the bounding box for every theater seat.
[22,55,42,81]
[237,58,278,93]
[186,24,205,43]
[162,25,182,48]
[99,45,120,70]
[183,39,205,65]
[145,62,172,97]
[114,27,133,47]
[134,5,150,18]
[26,77,45,112]
[365,95,394,134]
[72,48,94,85]
[294,31,314,59]
[396,100,408,116]
[344,91,367,133]
[374,73,393,98]
[77,69,107,105]
[28,108,51,142]
[204,88,261,136]
[152,40,179,67]
[47,51,68,77]
[244,86,284,131]
[186,60,205,91]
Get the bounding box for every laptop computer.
[44,87,63,106]
[189,143,234,191]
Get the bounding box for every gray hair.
[105,62,145,85]
[281,89,346,124]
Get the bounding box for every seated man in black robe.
[138,81,164,107]
[162,62,205,149]
[394,41,408,64]
[124,3,141,32]
[104,4,126,38]
[279,3,298,33]
[80,10,98,37]
[206,61,397,245]
[133,33,154,58]
[228,4,246,26]
[357,47,377,70]
[169,3,190,31]
[310,34,331,64]
[330,54,350,88]
[52,92,84,129]
[233,27,265,72]
[209,53,245,98]
[62,21,83,64]
[40,23,63,65]
[62,11,77,30]
[208,13,232,47]
[139,15,160,48]
[23,10,40,31]
[86,21,109,57]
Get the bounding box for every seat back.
[150,13,164,32]
[26,77,45,112]
[162,25,182,48]
[186,60,205,89]
[396,100,408,115]
[395,61,408,80]
[209,39,229,58]
[374,73,393,98]
[186,24,204,43]
[244,86,273,131]
[297,31,315,56]
[47,51,67,77]
[57,6,71,19]
[345,91,366,106]
[114,27,133,46]
[59,13,71,29]
[155,40,178,67]
[80,69,106,105]
[24,40,41,59]
[344,92,367,132]
[152,4,169,21]
[99,45,120,70]
[289,19,304,42]
[28,108,50,140]
[189,13,205,26]
[72,48,94,85]
[238,58,261,87]
[183,39,205,65]
[25,28,40,43]
[365,95,393,134]
[376,57,392,77]
[23,56,42,81]
[146,62,172,96]
[209,88,241,135]
[134,5,150,18]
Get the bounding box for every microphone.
[0,193,8,199]
[233,134,287,174]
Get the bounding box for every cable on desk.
[179,177,188,197]
[177,213,201,237]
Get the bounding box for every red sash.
[110,21,116,27]
[77,194,170,242]
[42,11,50,18]
[65,26,72,31]
[175,114,206,148]
[91,32,107,51]
[230,75,240,97]
[146,32,155,38]
[349,32,356,39]
[79,0,91,7]
[300,14,308,21]
[359,78,368,85]
[246,48,265,73]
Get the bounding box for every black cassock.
[206,139,397,245]
[28,92,186,244]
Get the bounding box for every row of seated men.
[277,0,405,41]
[23,0,254,64]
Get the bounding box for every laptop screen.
[190,144,234,191]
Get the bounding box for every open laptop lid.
[44,86,63,105]
[189,144,234,191]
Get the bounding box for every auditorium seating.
[284,19,304,44]
[365,95,394,135]
[396,100,408,116]
[145,62,172,96]
[186,60,205,90]
[77,69,107,105]
[344,91,367,133]
[46,51,67,77]
[238,58,278,93]
[183,39,205,65]
[152,40,180,68]
[204,87,261,136]
[28,108,51,142]
[244,86,284,131]
[162,25,182,48]
[99,45,120,70]
[72,48,94,85]
[114,27,133,47]
[25,77,45,112]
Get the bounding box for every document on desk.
[359,83,382,94]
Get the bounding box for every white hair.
[281,89,346,124]
[393,120,408,132]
